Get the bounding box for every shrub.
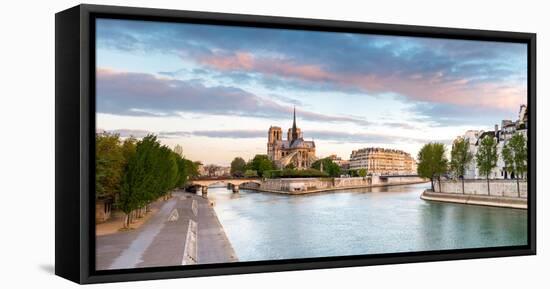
[263,170,282,179]
[244,169,259,178]
[279,168,328,178]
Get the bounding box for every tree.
[450,137,473,194]
[280,168,327,178]
[119,135,163,227]
[357,168,368,178]
[121,137,137,162]
[502,133,527,197]
[417,143,448,192]
[175,157,198,188]
[244,170,258,178]
[230,157,246,177]
[476,135,498,195]
[311,157,341,177]
[175,157,187,187]
[96,131,203,228]
[186,160,199,179]
[99,133,200,228]
[248,154,275,177]
[96,133,124,200]
[347,169,359,177]
[156,146,179,196]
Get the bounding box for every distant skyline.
[96,19,527,166]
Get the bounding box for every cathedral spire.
[292,106,297,128]
[292,106,298,141]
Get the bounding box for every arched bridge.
[188,178,262,194]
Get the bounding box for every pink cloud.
[199,52,526,112]
[201,52,331,82]
[202,52,255,70]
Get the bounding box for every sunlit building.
[327,154,350,170]
[349,147,416,175]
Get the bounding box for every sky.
[95,18,528,166]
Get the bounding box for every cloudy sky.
[96,18,527,166]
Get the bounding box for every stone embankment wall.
[241,176,427,194]
[433,179,527,198]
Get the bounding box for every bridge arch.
[188,178,262,194]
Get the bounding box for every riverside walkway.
[96,190,238,270]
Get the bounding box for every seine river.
[207,183,527,262]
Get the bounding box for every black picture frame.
[55,4,536,284]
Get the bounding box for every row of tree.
[229,155,368,179]
[263,168,329,178]
[311,157,341,177]
[230,155,277,178]
[417,132,527,196]
[96,134,199,228]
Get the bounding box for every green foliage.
[247,154,276,177]
[280,168,328,178]
[475,136,498,179]
[357,168,368,177]
[475,135,498,195]
[121,137,137,162]
[176,158,198,187]
[157,146,179,194]
[343,169,367,177]
[96,133,124,199]
[261,168,328,178]
[96,133,197,228]
[311,157,342,177]
[263,170,281,179]
[502,132,527,197]
[120,135,161,212]
[112,135,194,212]
[187,161,199,178]
[344,169,359,177]
[244,169,259,178]
[450,138,473,179]
[502,133,527,179]
[417,142,448,191]
[175,158,187,187]
[230,157,246,176]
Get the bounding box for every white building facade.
[458,105,528,180]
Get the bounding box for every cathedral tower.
[268,126,282,143]
[267,126,282,161]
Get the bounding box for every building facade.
[459,130,483,179]
[458,104,528,180]
[328,154,350,170]
[349,147,416,175]
[267,108,316,169]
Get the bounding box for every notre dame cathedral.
[267,107,316,169]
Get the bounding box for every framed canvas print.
[55,4,536,284]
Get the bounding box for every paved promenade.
[96,190,238,270]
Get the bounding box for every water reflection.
[207,183,527,262]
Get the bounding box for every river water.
[207,183,527,262]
